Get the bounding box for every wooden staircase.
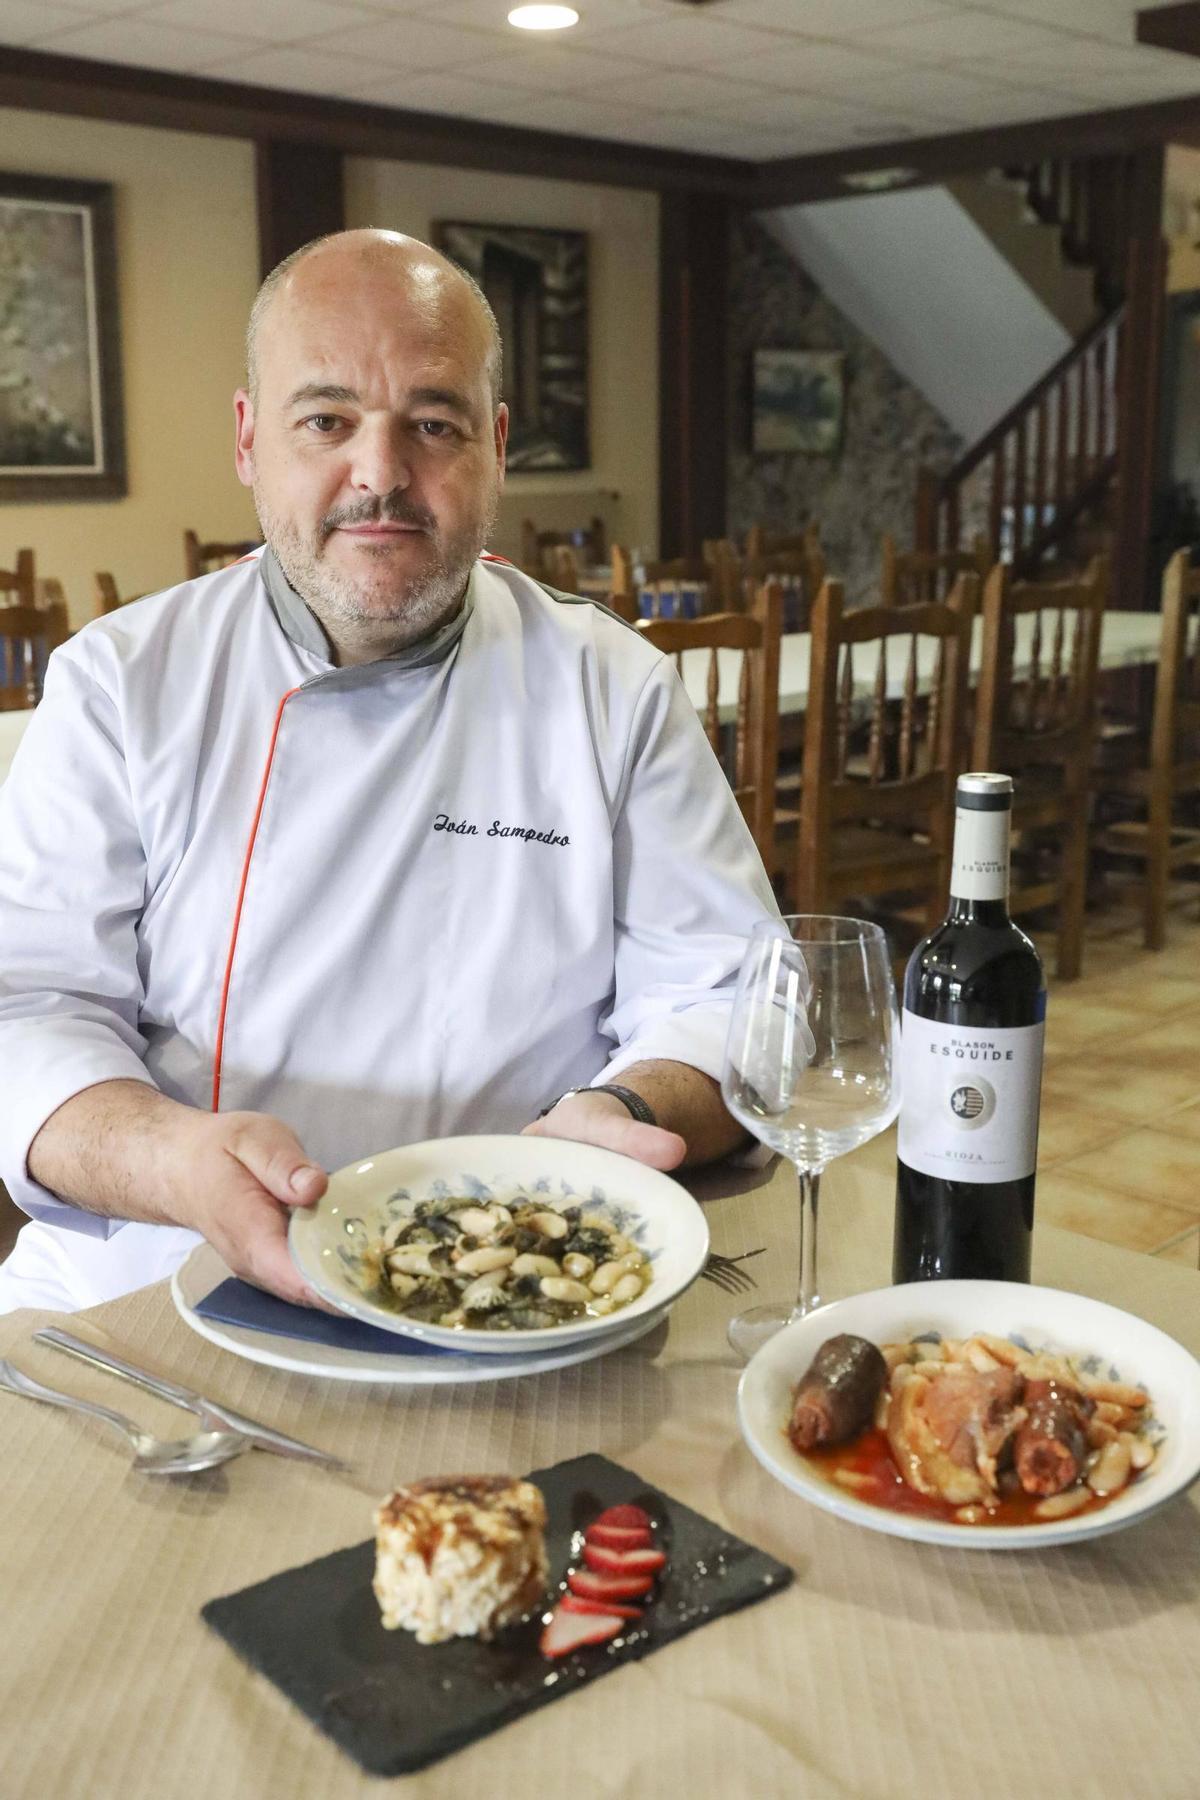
[916,151,1165,600]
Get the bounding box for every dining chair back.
[636,581,783,867]
[1092,548,1200,949]
[972,556,1107,979]
[0,602,69,709]
[615,550,740,621]
[184,530,260,580]
[0,549,35,609]
[792,578,972,944]
[742,548,825,634]
[520,515,605,580]
[880,533,991,608]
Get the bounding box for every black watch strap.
[538,1083,658,1127]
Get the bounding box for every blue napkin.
[194,1278,459,1358]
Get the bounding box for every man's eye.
[417,419,458,438]
[304,414,343,433]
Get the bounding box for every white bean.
[611,1272,644,1304]
[1123,1431,1156,1471]
[454,1245,516,1276]
[590,1260,627,1295]
[511,1253,561,1279]
[1087,1437,1132,1496]
[388,1270,417,1297]
[589,1295,615,1316]
[617,1250,645,1273]
[455,1208,496,1239]
[461,1270,510,1309]
[562,1253,595,1280]
[540,1276,591,1304]
[386,1246,436,1276]
[1033,1487,1092,1520]
[528,1210,569,1240]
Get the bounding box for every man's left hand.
[522,1089,687,1170]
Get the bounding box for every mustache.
[321,498,437,535]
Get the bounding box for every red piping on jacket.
[211,686,302,1111]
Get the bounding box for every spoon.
[0,1359,250,1476]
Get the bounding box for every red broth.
[797,1428,1129,1527]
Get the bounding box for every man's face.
[235,257,507,649]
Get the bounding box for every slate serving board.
[202,1451,794,1777]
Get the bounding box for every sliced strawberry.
[568,1567,655,1602]
[583,1543,667,1576]
[594,1503,652,1531]
[559,1591,643,1621]
[540,1604,625,1658]
[585,1523,653,1551]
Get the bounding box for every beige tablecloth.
[3,1153,1199,1800]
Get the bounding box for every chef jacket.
[0,549,777,1309]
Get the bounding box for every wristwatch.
[538,1083,658,1127]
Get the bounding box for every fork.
[701,1247,766,1294]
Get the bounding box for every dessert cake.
[373,1474,548,1644]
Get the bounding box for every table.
[0,612,1163,788]
[3,1150,1198,1800]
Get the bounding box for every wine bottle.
[892,772,1046,1284]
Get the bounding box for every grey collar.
[259,544,475,670]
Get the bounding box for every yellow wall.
[1,109,260,626]
[346,157,660,563]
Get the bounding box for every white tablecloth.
[0,612,1162,785]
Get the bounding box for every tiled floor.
[1,883,1198,1275]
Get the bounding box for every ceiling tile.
[0,0,98,44]
[142,0,380,40]
[454,36,662,91]
[718,36,899,94]
[350,68,541,116]
[968,0,1138,44]
[204,42,393,93]
[577,10,783,68]
[716,0,959,36]
[588,66,769,112]
[863,9,1078,63]
[302,14,508,69]
[28,14,255,69]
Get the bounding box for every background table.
[2,1148,1198,1800]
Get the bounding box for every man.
[0,230,776,1315]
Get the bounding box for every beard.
[254,480,498,650]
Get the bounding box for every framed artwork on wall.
[434,220,589,473]
[752,349,844,456]
[0,172,126,502]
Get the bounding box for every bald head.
[246,229,503,410]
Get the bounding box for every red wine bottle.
[892,772,1046,1284]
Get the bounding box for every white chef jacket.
[0,550,777,1311]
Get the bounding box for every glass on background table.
[721,914,901,1359]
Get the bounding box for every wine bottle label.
[950,804,1009,902]
[898,1010,1044,1183]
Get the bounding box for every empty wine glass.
[721,915,901,1359]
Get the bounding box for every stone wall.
[728,214,963,605]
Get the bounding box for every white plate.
[288,1134,709,1355]
[172,1242,666,1385]
[737,1280,1200,1550]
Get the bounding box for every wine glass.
[721,915,901,1359]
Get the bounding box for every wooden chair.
[743,549,824,635]
[520,516,605,580]
[791,580,972,949]
[635,581,783,868]
[612,547,739,621]
[0,549,35,609]
[1092,549,1200,949]
[184,530,259,580]
[93,572,151,616]
[0,602,69,708]
[972,557,1107,980]
[881,533,991,608]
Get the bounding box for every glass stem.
[792,1162,822,1320]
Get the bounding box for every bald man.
[0,230,777,1316]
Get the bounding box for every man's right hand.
[28,1082,331,1308]
[179,1109,330,1306]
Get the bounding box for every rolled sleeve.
[597,657,779,1084]
[0,651,156,1234]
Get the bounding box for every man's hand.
[522,1089,687,1170]
[179,1110,330,1306]
[28,1081,331,1308]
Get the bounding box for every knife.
[34,1327,347,1468]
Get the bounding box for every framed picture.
[435,221,588,473]
[752,349,844,456]
[0,172,126,501]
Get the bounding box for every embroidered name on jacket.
[433,812,570,847]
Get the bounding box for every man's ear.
[494,402,509,483]
[234,390,256,489]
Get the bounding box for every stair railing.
[917,302,1124,577]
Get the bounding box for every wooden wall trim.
[659,191,729,557]
[1112,147,1168,613]
[1137,3,1200,57]
[0,45,754,198]
[255,141,344,280]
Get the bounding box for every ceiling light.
[507,5,579,28]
